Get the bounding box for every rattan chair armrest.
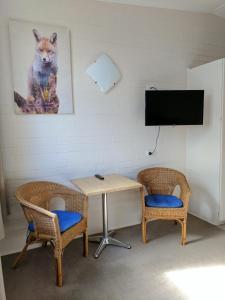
[180,182,191,208]
[20,200,56,218]
[20,200,61,240]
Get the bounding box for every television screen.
[145,90,204,126]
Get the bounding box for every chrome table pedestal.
[89,193,131,258]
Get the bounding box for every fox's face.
[33,29,57,65]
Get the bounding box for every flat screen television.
[145,90,204,126]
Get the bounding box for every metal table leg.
[89,193,131,258]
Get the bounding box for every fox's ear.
[33,29,41,42]
[50,33,57,44]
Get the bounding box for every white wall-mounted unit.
[187,58,225,225]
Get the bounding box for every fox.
[27,29,58,106]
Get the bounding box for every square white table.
[71,174,143,258]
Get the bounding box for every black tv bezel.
[145,90,204,126]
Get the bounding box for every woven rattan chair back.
[138,167,187,195]
[16,181,67,208]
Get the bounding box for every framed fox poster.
[9,19,74,114]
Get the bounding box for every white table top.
[71,174,142,196]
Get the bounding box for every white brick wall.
[1,0,225,234]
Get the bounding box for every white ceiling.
[98,0,225,18]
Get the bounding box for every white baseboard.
[188,210,225,226]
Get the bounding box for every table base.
[89,192,131,258]
[89,233,131,258]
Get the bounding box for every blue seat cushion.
[28,210,82,233]
[145,194,183,208]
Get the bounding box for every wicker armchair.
[13,181,88,287]
[137,167,191,245]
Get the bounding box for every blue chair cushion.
[28,210,82,233]
[145,194,183,208]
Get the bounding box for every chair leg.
[13,234,33,269]
[142,218,147,243]
[42,241,48,248]
[56,255,63,287]
[181,220,187,246]
[83,231,88,257]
